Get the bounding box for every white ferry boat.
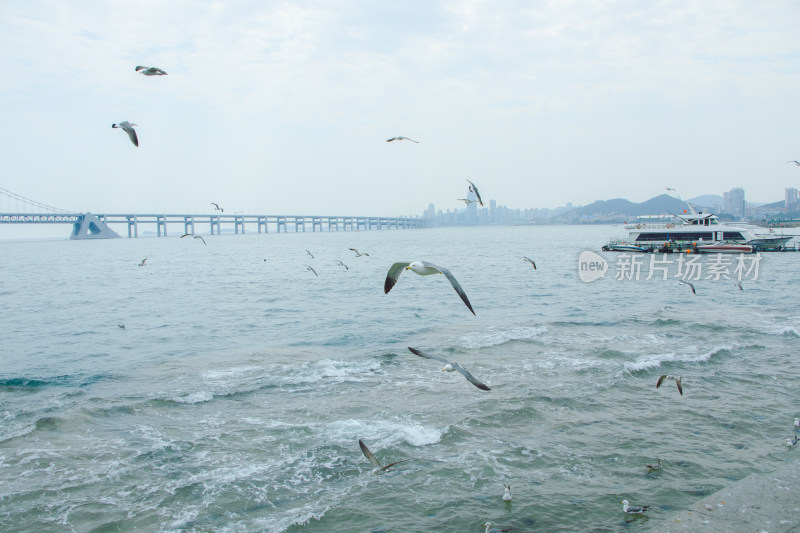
[603,212,792,253]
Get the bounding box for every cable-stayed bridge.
[0,187,422,239]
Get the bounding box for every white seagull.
[337,260,349,270]
[138,258,147,266]
[457,198,478,205]
[407,347,490,390]
[656,374,683,396]
[211,202,223,212]
[112,121,138,146]
[523,256,537,270]
[386,136,419,143]
[786,435,799,447]
[646,458,662,471]
[384,261,475,315]
[466,179,484,206]
[794,417,799,428]
[482,522,511,533]
[621,500,649,514]
[678,279,696,295]
[135,65,168,76]
[786,160,800,166]
[306,265,318,277]
[306,249,315,259]
[349,248,369,257]
[358,439,407,473]
[502,484,512,501]
[180,234,206,245]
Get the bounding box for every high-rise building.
[786,188,799,212]
[722,188,745,218]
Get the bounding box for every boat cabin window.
[723,232,744,240]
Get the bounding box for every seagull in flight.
[621,500,649,514]
[135,65,168,76]
[735,281,743,291]
[180,234,206,245]
[358,439,407,473]
[138,258,147,266]
[656,374,683,396]
[306,249,315,259]
[787,435,799,447]
[457,198,478,205]
[786,160,800,166]
[349,248,369,257]
[678,279,696,295]
[384,261,475,315]
[523,256,537,270]
[112,121,138,146]
[337,260,349,270]
[466,179,484,206]
[665,187,676,191]
[306,265,318,277]
[407,347,490,390]
[386,136,419,143]
[210,202,223,212]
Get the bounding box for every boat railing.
[623,222,679,230]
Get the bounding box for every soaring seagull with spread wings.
[657,374,683,396]
[386,136,419,143]
[408,347,490,390]
[457,198,478,205]
[112,121,138,146]
[306,265,318,277]
[349,248,369,257]
[358,439,407,473]
[211,202,223,212]
[466,179,484,206]
[384,261,475,315]
[135,65,168,76]
[523,256,537,270]
[786,160,800,166]
[678,279,696,295]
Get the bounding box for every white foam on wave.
[457,325,548,350]
[326,418,442,448]
[172,391,214,404]
[623,344,733,373]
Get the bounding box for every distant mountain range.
[566,194,691,218]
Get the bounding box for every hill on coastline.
[558,194,689,221]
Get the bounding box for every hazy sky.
[1,0,799,219]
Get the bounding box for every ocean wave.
[457,325,548,350]
[623,345,733,373]
[326,418,442,448]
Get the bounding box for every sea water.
[1,225,799,532]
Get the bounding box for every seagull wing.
[120,122,138,146]
[358,439,382,468]
[420,261,475,315]
[466,179,483,206]
[384,262,410,293]
[451,362,491,390]
[307,265,318,277]
[180,233,190,238]
[378,459,409,472]
[407,346,451,366]
[523,256,537,269]
[135,65,147,72]
[404,137,419,143]
[151,67,167,75]
[656,374,667,389]
[196,236,206,245]
[675,377,683,396]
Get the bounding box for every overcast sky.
[1,0,799,219]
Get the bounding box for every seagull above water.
[657,374,683,396]
[306,265,318,277]
[306,249,315,259]
[678,279,696,295]
[385,261,475,315]
[786,160,800,166]
[211,202,223,212]
[138,258,147,266]
[502,484,512,501]
[386,136,419,143]
[118,324,126,329]
[407,347,490,390]
[466,179,484,206]
[621,500,650,514]
[112,121,138,146]
[180,234,206,245]
[646,458,662,471]
[358,439,407,473]
[135,65,168,76]
[523,256,537,270]
[786,435,799,447]
[349,248,369,257]
[665,187,676,191]
[482,522,511,533]
[337,260,349,270]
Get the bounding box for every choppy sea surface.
[1,225,799,532]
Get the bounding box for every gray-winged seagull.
[467,179,484,206]
[384,261,475,315]
[621,500,649,514]
[407,347,490,390]
[112,121,138,146]
[656,374,683,396]
[386,136,419,143]
[358,439,407,473]
[135,65,168,76]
